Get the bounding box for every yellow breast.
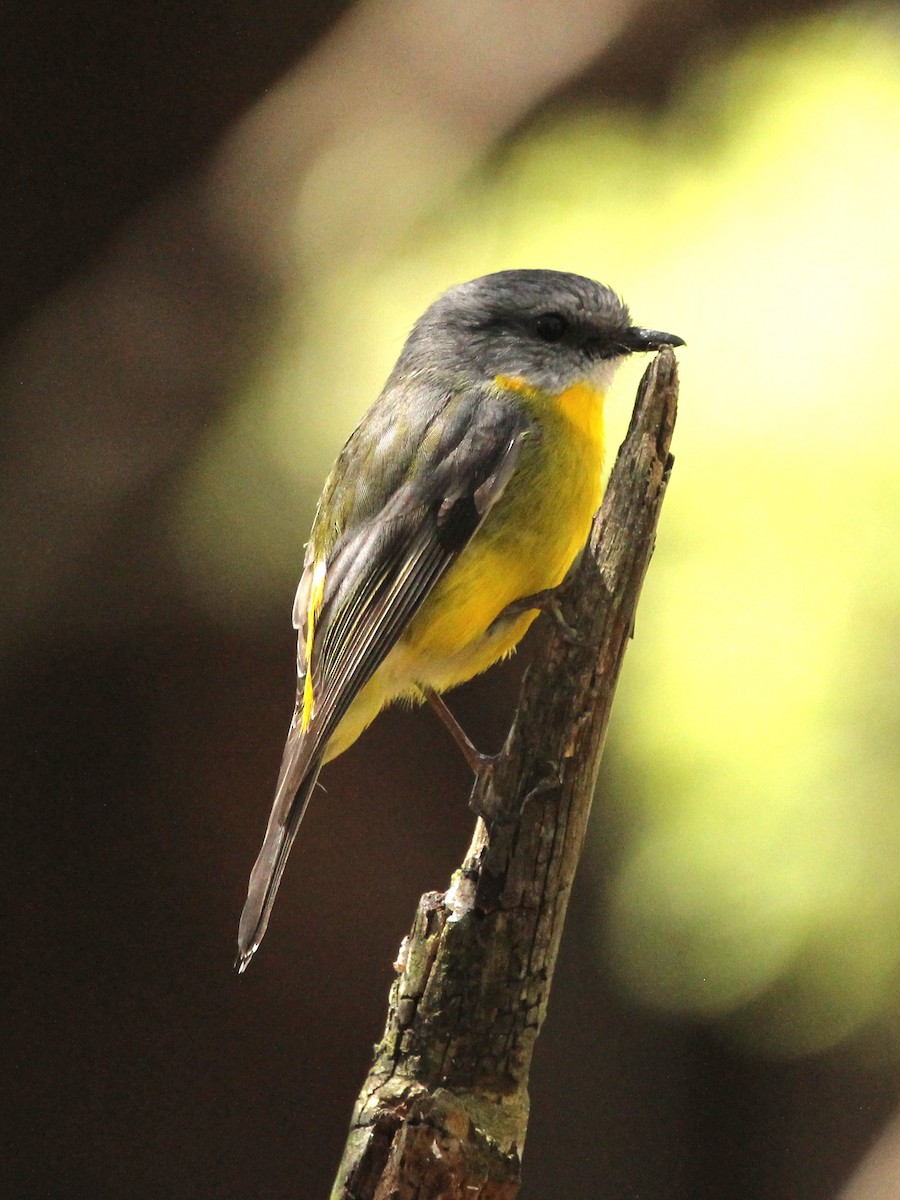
[402,375,606,669]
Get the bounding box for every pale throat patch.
[502,353,628,398]
[586,354,626,393]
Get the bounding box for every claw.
[469,767,562,825]
[495,586,586,646]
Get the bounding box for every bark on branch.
[330,348,679,1200]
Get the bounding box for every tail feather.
[235,758,323,973]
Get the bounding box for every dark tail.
[235,757,323,973]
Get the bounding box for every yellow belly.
[405,378,604,665]
[323,379,606,761]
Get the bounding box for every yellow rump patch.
[301,559,327,731]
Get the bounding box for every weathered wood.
[331,348,679,1200]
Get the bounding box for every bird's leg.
[426,689,566,826]
[424,688,494,780]
[494,586,585,646]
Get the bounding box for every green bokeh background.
[174,11,900,1058]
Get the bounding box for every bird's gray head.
[395,269,683,395]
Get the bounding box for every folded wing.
[236,388,531,968]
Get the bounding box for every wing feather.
[236,389,531,967]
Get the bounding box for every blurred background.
[3,0,900,1196]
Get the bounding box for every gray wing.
[308,398,529,740]
[236,388,530,968]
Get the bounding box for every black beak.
[622,326,685,352]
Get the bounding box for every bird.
[236,269,683,971]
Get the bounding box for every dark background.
[2,2,893,1197]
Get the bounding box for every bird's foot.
[469,766,562,825]
[496,586,586,646]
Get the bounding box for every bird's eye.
[534,313,568,342]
